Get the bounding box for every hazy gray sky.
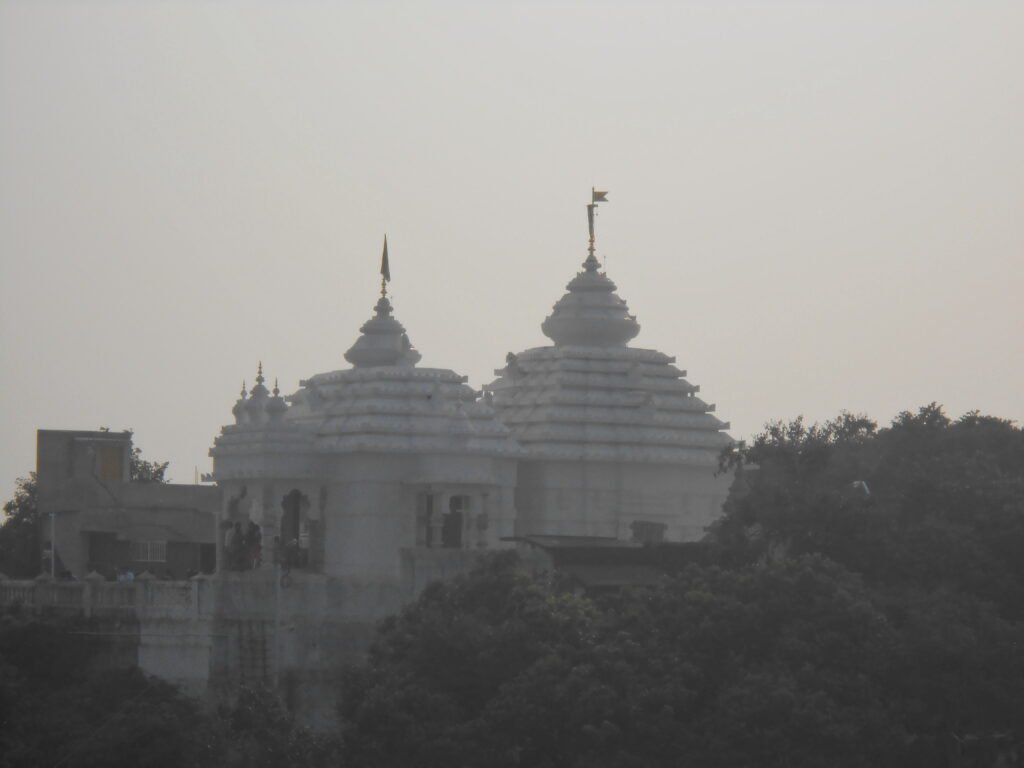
[2,1,1022,495]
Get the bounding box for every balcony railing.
[0,576,215,619]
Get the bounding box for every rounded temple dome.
[540,256,640,347]
[344,297,422,368]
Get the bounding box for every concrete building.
[36,430,218,580]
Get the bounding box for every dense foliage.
[0,615,340,768]
[338,405,1024,767]
[337,556,1024,767]
[0,475,38,579]
[714,404,1024,618]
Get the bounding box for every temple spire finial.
[273,378,280,397]
[241,380,247,399]
[256,361,265,386]
[585,188,608,272]
[380,235,391,298]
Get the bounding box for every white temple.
[0,196,735,715]
[209,197,733,599]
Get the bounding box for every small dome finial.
[249,363,270,399]
[541,191,639,347]
[266,375,287,421]
[343,238,421,368]
[240,380,247,399]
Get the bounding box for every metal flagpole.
[588,187,609,269]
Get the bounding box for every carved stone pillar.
[259,489,280,571]
[215,496,231,574]
[215,521,226,575]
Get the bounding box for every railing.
[92,583,137,611]
[0,577,216,619]
[0,581,35,609]
[0,571,356,622]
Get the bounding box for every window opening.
[131,540,167,562]
[280,490,311,569]
[629,521,666,545]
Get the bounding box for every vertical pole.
[587,204,596,258]
[273,562,281,689]
[50,513,56,578]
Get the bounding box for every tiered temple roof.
[211,282,521,480]
[486,252,731,466]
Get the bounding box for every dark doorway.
[442,495,469,549]
[280,490,309,569]
[199,543,216,574]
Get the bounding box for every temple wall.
[514,459,732,542]
[324,476,409,581]
[216,452,519,583]
[0,546,502,725]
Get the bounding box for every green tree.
[339,553,598,768]
[129,445,169,483]
[0,474,39,578]
[339,555,926,768]
[219,686,342,768]
[126,431,169,483]
[0,616,341,768]
[715,404,1024,618]
[0,616,221,768]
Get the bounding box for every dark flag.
[381,236,391,283]
[592,188,609,203]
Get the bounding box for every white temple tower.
[210,251,521,597]
[486,197,733,543]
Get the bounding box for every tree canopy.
[338,404,1024,767]
[337,553,1024,768]
[0,615,340,768]
[0,474,39,579]
[129,442,169,484]
[713,403,1024,618]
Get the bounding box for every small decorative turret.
[267,377,287,422]
[246,362,270,423]
[231,380,248,425]
[250,361,270,398]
